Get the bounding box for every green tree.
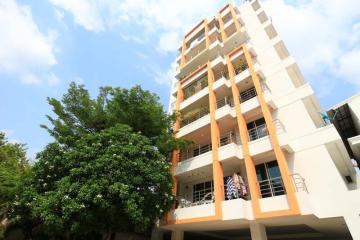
[12,83,182,239]
[0,132,29,237]
[41,83,187,154]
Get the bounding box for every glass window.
[192,180,213,202]
[255,160,285,198]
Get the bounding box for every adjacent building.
[158,1,360,239]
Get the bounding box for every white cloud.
[262,0,360,91]
[153,61,177,85]
[49,0,104,32]
[49,0,227,52]
[157,32,181,53]
[0,0,58,85]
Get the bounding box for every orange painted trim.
[242,44,301,217]
[167,215,218,225]
[228,45,243,58]
[226,55,262,218]
[219,3,230,13]
[180,40,186,68]
[180,64,207,85]
[218,14,227,42]
[165,63,225,225]
[185,19,205,39]
[165,81,184,225]
[207,62,224,218]
[204,19,210,49]
[229,4,241,32]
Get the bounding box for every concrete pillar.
[250,223,268,240]
[171,230,184,240]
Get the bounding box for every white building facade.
[159,1,360,239]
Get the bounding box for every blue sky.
[1,0,360,159]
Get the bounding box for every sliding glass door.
[255,160,285,198]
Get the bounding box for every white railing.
[214,71,229,81]
[258,176,286,198]
[180,106,209,128]
[240,87,257,103]
[178,131,239,162]
[177,192,214,208]
[234,62,248,75]
[216,96,234,109]
[178,142,212,162]
[219,131,241,146]
[290,173,308,193]
[248,119,285,141]
[248,123,267,141]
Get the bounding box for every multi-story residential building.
[157,1,360,239]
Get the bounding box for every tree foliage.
[41,83,187,154]
[11,83,179,238]
[0,132,29,237]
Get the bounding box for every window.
[265,24,277,39]
[255,160,285,198]
[252,1,261,11]
[257,11,268,24]
[193,181,213,202]
[274,41,290,60]
[247,117,267,141]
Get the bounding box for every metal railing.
[179,131,239,161]
[240,87,257,103]
[216,96,234,109]
[248,119,285,141]
[219,131,240,146]
[258,176,286,198]
[234,63,248,75]
[184,76,208,99]
[248,123,268,141]
[180,106,209,127]
[179,143,212,161]
[214,71,229,81]
[185,43,206,63]
[290,173,308,193]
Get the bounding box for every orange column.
[242,45,300,216]
[166,82,184,224]
[180,40,186,68]
[207,62,224,218]
[204,19,210,49]
[218,14,227,42]
[226,55,262,217]
[229,4,241,32]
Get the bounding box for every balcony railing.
[290,173,308,193]
[240,87,257,103]
[216,96,234,109]
[180,106,210,128]
[258,176,286,198]
[248,123,267,141]
[234,63,249,75]
[184,76,208,100]
[247,119,284,141]
[178,131,239,161]
[179,143,212,162]
[219,131,240,146]
[214,71,229,82]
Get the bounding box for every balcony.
[240,87,257,103]
[176,130,240,175]
[248,119,284,141]
[180,106,209,128]
[179,143,212,162]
